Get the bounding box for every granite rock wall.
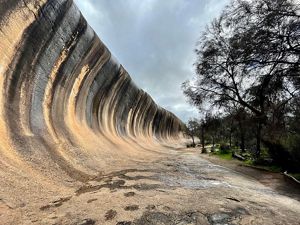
[0,0,183,185]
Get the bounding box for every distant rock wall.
[0,0,183,184]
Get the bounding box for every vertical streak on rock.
[0,0,43,160]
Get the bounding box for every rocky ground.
[1,148,300,225]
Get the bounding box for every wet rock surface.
[133,211,209,225]
[2,149,296,225]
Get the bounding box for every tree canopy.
[183,0,300,157]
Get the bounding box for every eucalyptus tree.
[183,0,300,157]
[186,119,200,147]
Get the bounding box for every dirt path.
[1,148,300,225]
[199,153,300,201]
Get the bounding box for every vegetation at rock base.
[183,0,300,173]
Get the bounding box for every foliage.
[186,143,196,148]
[220,142,231,154]
[183,0,300,170]
[185,118,200,147]
[214,150,233,160]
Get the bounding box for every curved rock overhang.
[0,0,184,187]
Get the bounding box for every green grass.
[266,165,282,172]
[219,153,233,160]
[244,159,253,165]
[243,159,282,172]
[256,165,282,172]
[213,149,283,172]
[210,144,285,173]
[213,151,232,160]
[290,173,300,181]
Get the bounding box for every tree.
[224,104,248,152]
[204,114,221,151]
[200,119,206,152]
[183,0,300,157]
[186,119,200,147]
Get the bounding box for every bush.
[285,135,300,164]
[263,139,300,172]
[186,143,196,148]
[220,142,231,154]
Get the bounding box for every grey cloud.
[74,0,229,122]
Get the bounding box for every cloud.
[74,0,229,122]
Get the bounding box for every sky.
[74,0,229,122]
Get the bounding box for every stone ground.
[1,148,300,225]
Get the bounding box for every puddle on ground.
[159,175,232,189]
[207,207,249,225]
[133,211,209,225]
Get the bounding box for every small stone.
[146,205,156,210]
[124,192,135,197]
[77,218,96,225]
[210,213,230,222]
[124,205,139,211]
[116,221,132,225]
[87,199,97,203]
[105,209,117,220]
[163,206,172,211]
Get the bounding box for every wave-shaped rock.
[0,0,183,198]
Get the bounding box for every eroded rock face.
[0,0,183,188]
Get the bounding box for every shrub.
[186,143,196,148]
[263,139,300,172]
[220,142,231,154]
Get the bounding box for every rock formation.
[0,0,183,200]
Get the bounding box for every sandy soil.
[1,148,300,225]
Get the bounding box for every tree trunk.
[238,120,245,152]
[240,132,245,153]
[229,127,232,148]
[256,121,262,158]
[201,124,205,153]
[229,119,233,148]
[191,135,195,147]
